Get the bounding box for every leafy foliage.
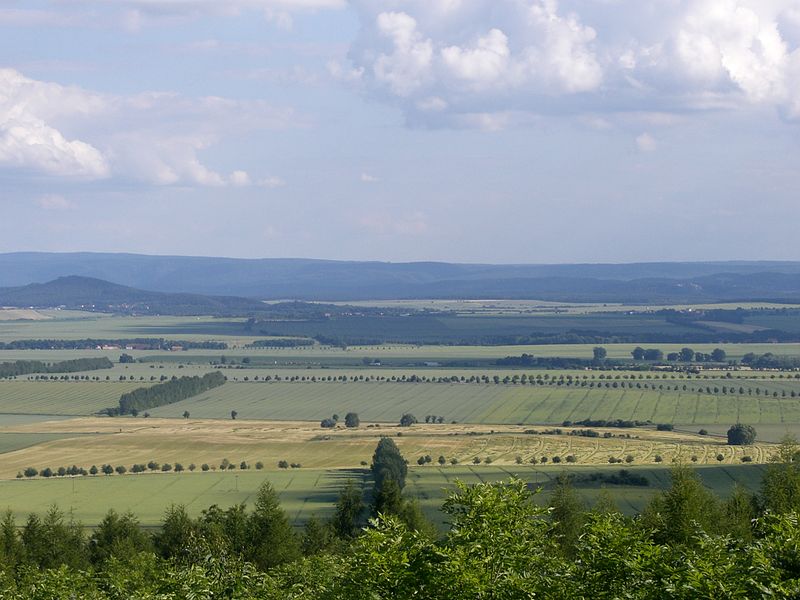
[117,371,225,414]
[728,423,758,445]
[0,358,113,379]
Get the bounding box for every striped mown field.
[0,463,770,527]
[0,381,148,415]
[144,381,800,427]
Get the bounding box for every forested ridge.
[4,252,800,302]
[115,372,226,415]
[3,438,800,598]
[0,358,113,379]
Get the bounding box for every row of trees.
[115,371,226,415]
[224,370,800,385]
[743,352,800,369]
[0,338,227,350]
[15,458,316,478]
[0,357,113,379]
[630,346,728,362]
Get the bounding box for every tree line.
[16,458,309,478]
[3,438,800,597]
[742,352,800,369]
[224,370,800,402]
[0,338,227,350]
[0,358,113,379]
[111,372,226,415]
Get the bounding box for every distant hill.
[0,276,271,316]
[0,276,409,317]
[1,253,800,303]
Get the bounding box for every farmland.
[0,381,148,415]
[142,380,800,432]
[0,468,354,527]
[0,462,769,527]
[1,310,800,529]
[3,370,800,438]
[0,418,777,480]
[404,463,770,519]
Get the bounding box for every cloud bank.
[343,0,800,128]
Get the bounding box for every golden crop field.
[0,417,778,481]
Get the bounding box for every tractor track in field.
[563,389,592,424]
[603,390,627,422]
[521,390,554,425]
[184,475,226,510]
[630,392,646,424]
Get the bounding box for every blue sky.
[1,0,799,263]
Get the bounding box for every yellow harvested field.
[0,417,778,479]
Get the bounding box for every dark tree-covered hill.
[2,253,800,303]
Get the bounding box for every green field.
[2,376,800,441]
[406,464,769,519]
[0,469,357,527]
[0,381,146,415]
[143,381,800,430]
[0,464,769,528]
[0,315,248,344]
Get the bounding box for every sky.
[1,0,800,264]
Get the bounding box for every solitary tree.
[399,413,418,427]
[727,423,757,446]
[230,410,238,420]
[344,412,360,428]
[593,347,607,361]
[371,437,408,491]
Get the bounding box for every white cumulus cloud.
[344,0,800,128]
[0,68,297,186]
[0,69,110,179]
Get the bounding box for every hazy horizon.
[4,250,800,268]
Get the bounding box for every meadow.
[3,375,800,439]
[0,463,769,527]
[0,381,147,415]
[404,463,770,519]
[143,380,800,432]
[0,468,354,527]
